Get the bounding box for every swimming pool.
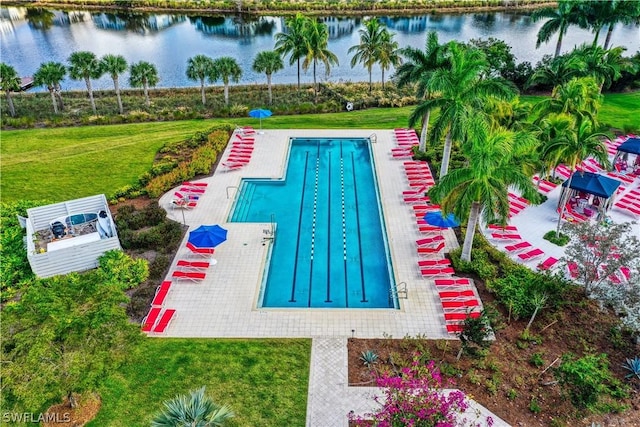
[229,138,397,308]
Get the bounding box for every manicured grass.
[88,338,311,427]
[2,94,638,202]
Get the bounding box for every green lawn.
[2,95,639,202]
[88,338,311,427]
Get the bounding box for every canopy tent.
[612,137,640,174]
[559,171,621,218]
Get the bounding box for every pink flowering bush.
[349,355,493,427]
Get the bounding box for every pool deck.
[159,129,461,340]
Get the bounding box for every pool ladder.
[369,133,377,143]
[390,282,408,301]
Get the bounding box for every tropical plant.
[186,54,215,106]
[302,18,338,101]
[410,42,516,178]
[570,44,632,92]
[68,51,103,114]
[456,310,493,360]
[602,0,640,50]
[377,27,401,90]
[0,62,21,117]
[394,31,447,151]
[359,350,379,367]
[622,356,640,381]
[527,53,586,90]
[532,0,584,57]
[348,18,385,93]
[533,77,602,127]
[428,118,538,262]
[129,61,159,107]
[274,13,309,91]
[252,50,284,105]
[210,57,242,106]
[33,61,66,114]
[349,355,492,426]
[151,386,234,427]
[100,54,128,114]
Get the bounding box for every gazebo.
[613,137,640,174]
[559,171,622,219]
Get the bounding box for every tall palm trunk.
[381,68,385,90]
[312,59,318,103]
[419,109,431,152]
[603,24,615,50]
[55,83,64,110]
[267,74,273,105]
[461,201,482,262]
[368,65,372,93]
[223,83,229,105]
[439,131,453,178]
[84,76,96,114]
[49,87,59,114]
[554,30,564,57]
[113,76,123,114]
[199,77,206,105]
[296,58,301,91]
[143,82,150,107]
[556,165,576,237]
[5,91,15,117]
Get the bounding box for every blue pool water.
[229,138,396,308]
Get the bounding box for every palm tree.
[33,61,66,114]
[526,53,586,90]
[129,61,159,107]
[0,63,21,117]
[533,112,575,181]
[210,57,242,106]
[540,115,611,236]
[570,44,631,92]
[533,77,602,128]
[151,386,234,427]
[252,50,284,105]
[100,54,127,114]
[348,18,385,93]
[532,0,583,57]
[186,54,214,106]
[302,18,339,101]
[274,13,309,91]
[68,51,103,114]
[603,0,640,49]
[394,31,447,151]
[410,42,516,178]
[429,118,539,262]
[581,0,614,47]
[377,28,401,90]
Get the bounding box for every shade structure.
[617,137,640,155]
[423,212,460,228]
[248,109,272,130]
[561,171,621,199]
[188,225,228,249]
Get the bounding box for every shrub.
[450,248,498,281]
[360,350,379,367]
[543,230,570,246]
[97,250,149,290]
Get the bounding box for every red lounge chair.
[418,259,451,268]
[151,281,172,306]
[416,235,445,247]
[179,186,205,194]
[416,242,445,255]
[444,312,481,321]
[435,278,471,287]
[567,261,580,279]
[228,152,251,159]
[403,185,428,195]
[441,299,479,309]
[392,152,413,159]
[421,267,455,277]
[172,271,207,282]
[404,196,430,204]
[186,242,215,257]
[236,126,256,135]
[142,307,162,332]
[491,232,522,241]
[418,225,443,234]
[446,324,464,334]
[171,199,197,209]
[182,181,208,188]
[152,309,176,333]
[222,162,246,171]
[175,191,199,200]
[538,256,559,271]
[230,147,254,154]
[176,260,210,270]
[439,290,475,299]
[487,224,518,232]
[504,241,532,253]
[517,248,545,262]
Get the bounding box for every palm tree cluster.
[396,32,613,262]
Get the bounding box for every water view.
[1,6,639,91]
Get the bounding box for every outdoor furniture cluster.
[508,192,530,217]
[171,181,208,209]
[487,223,553,269]
[142,224,228,335]
[390,128,419,159]
[434,278,481,334]
[566,260,632,284]
[222,127,256,170]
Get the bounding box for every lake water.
[1,6,639,92]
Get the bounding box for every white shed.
[25,194,122,278]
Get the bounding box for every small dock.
[20,76,34,91]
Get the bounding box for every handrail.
[369,133,377,143]
[391,282,408,300]
[226,186,238,199]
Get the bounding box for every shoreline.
[2,0,557,16]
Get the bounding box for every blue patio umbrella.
[188,225,228,248]
[423,212,460,228]
[248,108,272,130]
